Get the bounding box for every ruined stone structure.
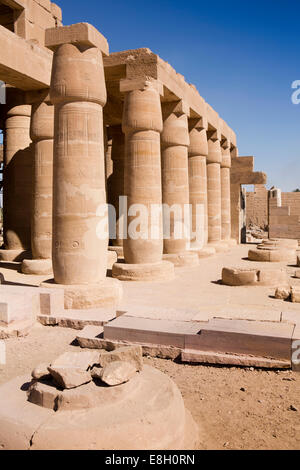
[246,186,300,240]
[0,1,267,289]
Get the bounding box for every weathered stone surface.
[275,286,291,300]
[99,345,143,371]
[31,364,51,380]
[77,326,181,359]
[47,366,92,390]
[50,351,99,370]
[27,381,59,409]
[99,361,137,386]
[222,267,288,287]
[181,349,291,369]
[291,288,300,303]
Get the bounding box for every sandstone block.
[99,345,143,371]
[47,366,92,390]
[99,361,137,386]
[291,288,300,303]
[32,364,51,380]
[27,381,58,410]
[50,351,99,371]
[275,287,291,300]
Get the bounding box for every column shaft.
[50,43,107,285]
[112,80,174,281]
[221,144,231,241]
[21,99,54,275]
[188,123,208,250]
[108,125,125,248]
[207,137,222,244]
[0,100,32,261]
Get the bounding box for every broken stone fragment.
[47,366,92,389]
[98,345,143,371]
[27,380,59,410]
[290,287,300,303]
[90,366,103,380]
[99,361,137,386]
[50,351,100,371]
[31,364,51,380]
[274,286,291,300]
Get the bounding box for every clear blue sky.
[59,0,300,191]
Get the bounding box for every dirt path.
[0,324,299,450]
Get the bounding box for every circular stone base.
[248,248,296,263]
[222,266,288,286]
[107,250,117,270]
[112,260,174,282]
[0,366,199,450]
[0,249,31,262]
[163,252,199,267]
[226,239,238,247]
[108,246,124,258]
[21,258,52,276]
[264,238,298,249]
[207,242,230,253]
[40,278,122,309]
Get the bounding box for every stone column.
[107,125,125,257]
[42,24,121,309]
[221,138,236,246]
[161,101,198,267]
[188,118,215,259]
[0,90,32,261]
[21,95,54,275]
[112,79,174,281]
[207,130,228,252]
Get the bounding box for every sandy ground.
[0,323,299,451]
[0,243,299,450]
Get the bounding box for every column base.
[40,278,122,310]
[108,246,124,258]
[107,250,118,270]
[223,239,238,247]
[21,258,53,276]
[207,241,230,253]
[0,249,31,262]
[194,247,216,258]
[112,260,175,282]
[163,252,199,267]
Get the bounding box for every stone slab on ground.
[181,349,291,369]
[185,318,295,361]
[76,325,182,360]
[104,315,205,349]
[38,307,117,330]
[104,315,295,366]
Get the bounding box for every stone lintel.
[207,128,221,142]
[189,116,208,131]
[25,89,50,105]
[120,78,164,96]
[1,0,25,9]
[45,23,109,56]
[221,136,230,149]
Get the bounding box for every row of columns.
[0,34,236,291]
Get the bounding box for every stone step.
[76,325,181,360]
[38,307,117,330]
[181,349,291,369]
[103,315,295,365]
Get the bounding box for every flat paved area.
[1,244,300,327]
